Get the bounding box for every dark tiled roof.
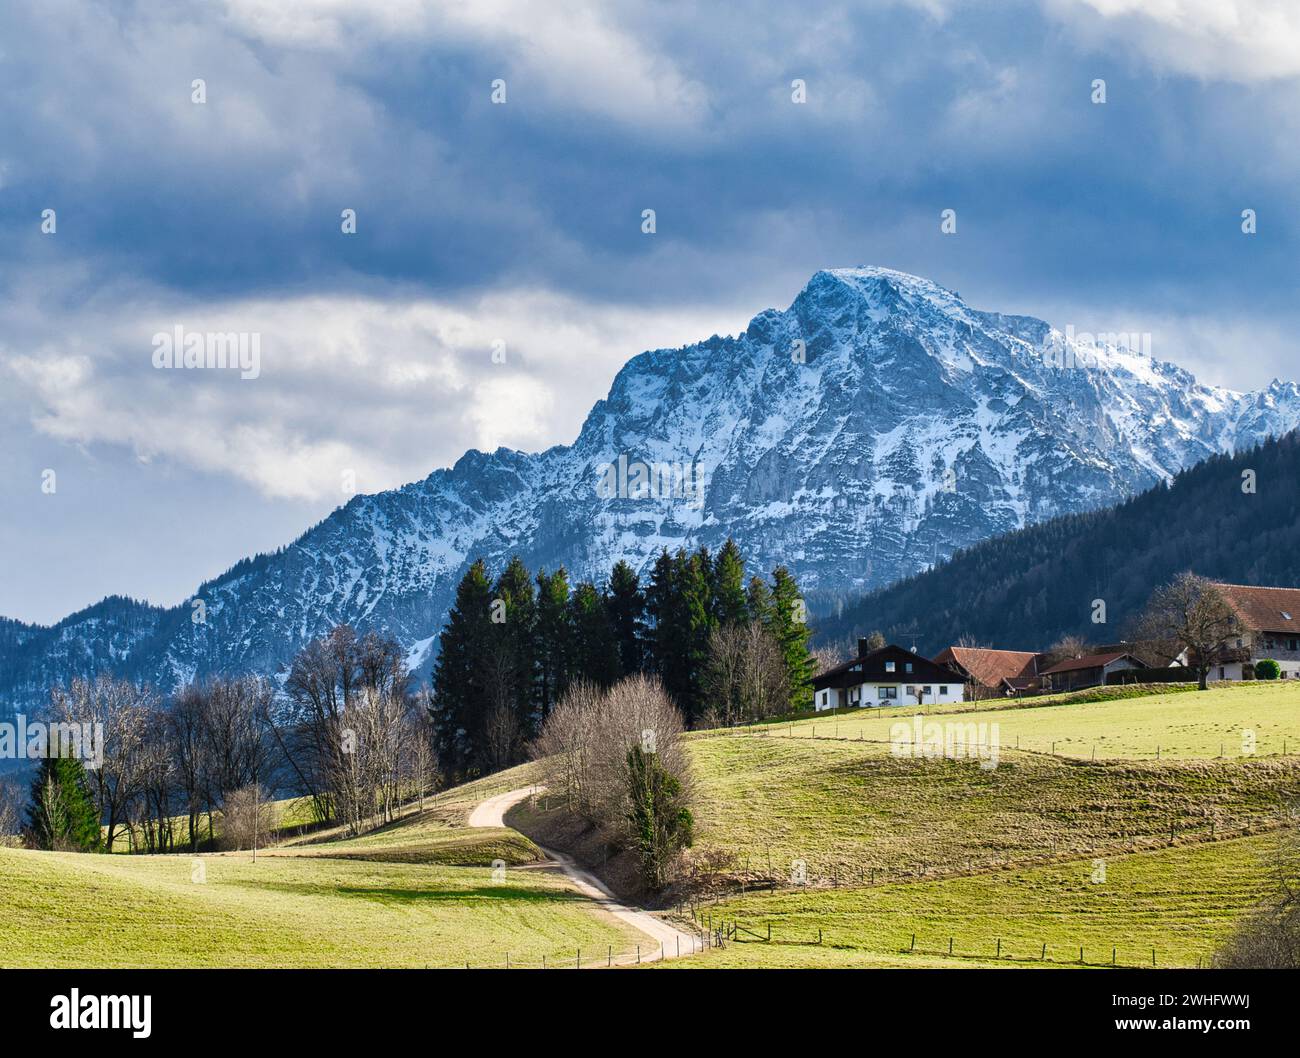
[1040,651,1138,676]
[814,644,961,689]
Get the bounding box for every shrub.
[624,744,694,891]
[1255,659,1282,681]
[1215,832,1300,968]
[533,673,694,891]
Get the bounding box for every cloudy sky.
[2,0,1298,625]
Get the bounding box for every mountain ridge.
[814,428,1300,655]
[4,266,1298,708]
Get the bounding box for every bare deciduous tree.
[401,693,440,815]
[533,674,694,891]
[1135,572,1237,690]
[53,676,159,852]
[276,626,410,834]
[218,783,278,852]
[531,680,603,818]
[0,777,23,846]
[1042,634,1088,668]
[704,621,789,726]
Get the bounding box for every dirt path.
[468,786,702,965]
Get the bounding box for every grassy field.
[666,834,1278,969]
[0,760,639,969]
[5,682,1296,969]
[683,734,1300,883]
[758,680,1300,759]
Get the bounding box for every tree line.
[22,628,436,854]
[432,540,814,779]
[12,541,813,852]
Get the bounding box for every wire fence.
[714,721,1298,761]
[679,909,1216,968]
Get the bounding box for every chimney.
[858,637,870,658]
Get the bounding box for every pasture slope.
[0,681,1296,968]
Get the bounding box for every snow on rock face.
[4,266,1298,705]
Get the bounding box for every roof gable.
[933,646,1040,688]
[1211,582,1300,635]
[814,643,961,688]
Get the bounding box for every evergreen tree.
[492,556,538,735]
[535,567,574,719]
[645,549,690,703]
[713,538,749,626]
[624,743,694,892]
[431,559,494,778]
[606,560,646,675]
[570,581,622,687]
[746,574,775,625]
[679,548,717,721]
[27,751,101,852]
[770,566,815,710]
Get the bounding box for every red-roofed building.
[1204,582,1300,680]
[931,646,1045,697]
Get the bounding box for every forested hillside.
[816,430,1300,654]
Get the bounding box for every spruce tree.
[645,549,691,708]
[770,566,815,710]
[570,581,622,687]
[679,548,717,721]
[27,753,101,852]
[713,538,749,626]
[431,559,494,778]
[606,560,646,674]
[746,574,775,625]
[535,567,574,719]
[492,556,538,735]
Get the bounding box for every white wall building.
[813,642,965,710]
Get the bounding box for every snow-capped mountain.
[4,267,1299,708]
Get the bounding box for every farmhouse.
[931,646,1044,697]
[813,641,963,711]
[1206,582,1300,680]
[1040,651,1142,692]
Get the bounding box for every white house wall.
[815,680,963,711]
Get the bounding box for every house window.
[939,685,948,695]
[885,661,896,672]
[905,662,913,673]
[820,691,828,705]
[906,685,916,696]
[1290,639,1298,651]
[877,686,898,699]
[923,686,932,695]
